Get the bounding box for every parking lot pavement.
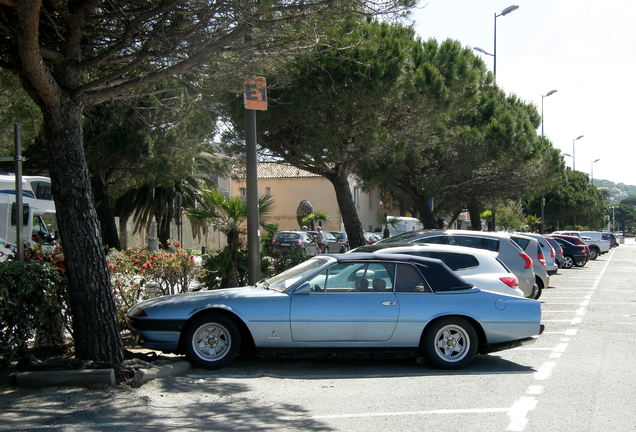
[1,245,634,431]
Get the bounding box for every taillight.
[271,239,277,245]
[548,244,555,258]
[295,240,301,246]
[559,247,563,255]
[519,253,533,269]
[537,252,547,267]
[500,277,519,288]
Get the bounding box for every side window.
[395,263,428,292]
[451,235,499,252]
[305,262,395,293]
[428,252,478,271]
[511,237,530,250]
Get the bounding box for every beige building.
[232,162,382,232]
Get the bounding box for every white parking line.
[506,396,538,431]
[534,361,557,381]
[279,407,511,421]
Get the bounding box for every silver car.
[350,243,524,297]
[509,234,550,300]
[127,254,543,370]
[517,233,558,275]
[377,230,536,298]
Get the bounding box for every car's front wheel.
[184,313,241,369]
[422,317,478,369]
[589,248,599,260]
[563,256,574,269]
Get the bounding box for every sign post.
[243,77,267,284]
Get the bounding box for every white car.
[349,243,524,297]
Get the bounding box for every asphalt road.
[1,243,635,431]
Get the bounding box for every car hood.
[131,286,282,310]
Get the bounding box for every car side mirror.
[294,282,312,295]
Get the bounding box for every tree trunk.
[447,209,462,229]
[157,213,172,249]
[92,175,121,250]
[467,201,483,231]
[417,198,437,229]
[42,97,123,371]
[329,174,365,248]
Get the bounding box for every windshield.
[376,231,425,244]
[262,257,332,292]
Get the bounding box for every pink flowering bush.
[107,246,202,329]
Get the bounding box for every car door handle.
[381,301,396,306]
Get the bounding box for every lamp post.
[541,89,558,137]
[540,89,557,233]
[474,4,519,81]
[572,135,584,171]
[591,158,600,185]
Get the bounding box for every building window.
[240,187,246,198]
[265,187,271,196]
[353,186,360,208]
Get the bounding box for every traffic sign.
[243,77,267,111]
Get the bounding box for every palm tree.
[187,186,274,286]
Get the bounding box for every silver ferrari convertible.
[127,253,543,369]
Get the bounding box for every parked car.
[350,243,524,297]
[551,231,609,260]
[548,234,591,262]
[519,233,558,276]
[601,232,619,248]
[127,253,543,370]
[376,230,536,299]
[306,230,342,253]
[329,231,349,252]
[364,231,382,244]
[509,234,549,300]
[271,231,320,257]
[548,237,589,268]
[543,235,565,269]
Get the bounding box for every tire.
[184,313,241,369]
[534,278,543,300]
[589,248,599,260]
[422,317,478,369]
[563,255,574,269]
[574,259,586,267]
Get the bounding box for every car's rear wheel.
[184,313,241,369]
[563,256,574,269]
[574,259,586,267]
[422,317,478,369]
[534,278,543,300]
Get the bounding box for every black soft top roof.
[329,252,473,292]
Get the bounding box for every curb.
[16,369,116,387]
[131,360,191,387]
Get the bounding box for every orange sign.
[243,77,268,111]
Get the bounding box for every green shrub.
[107,247,203,329]
[0,261,63,363]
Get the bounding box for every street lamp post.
[474,4,519,81]
[541,89,558,137]
[591,158,600,185]
[540,89,557,233]
[572,135,584,171]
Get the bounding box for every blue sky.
[409,0,636,186]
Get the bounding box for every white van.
[386,216,423,236]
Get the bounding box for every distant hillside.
[595,179,636,203]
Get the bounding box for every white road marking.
[506,396,538,431]
[279,407,510,421]
[534,361,557,381]
[526,385,544,395]
[543,310,578,313]
[552,343,568,353]
[565,328,578,336]
[549,352,562,359]
[570,317,583,324]
[576,307,587,316]
[559,337,570,342]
